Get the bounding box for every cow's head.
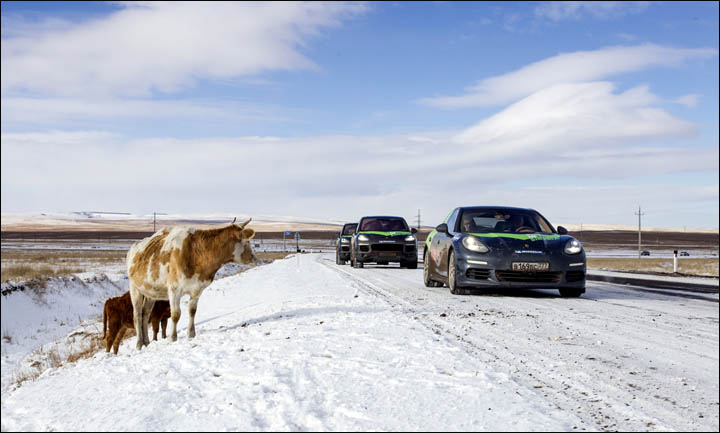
[229,218,258,265]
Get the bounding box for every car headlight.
[341,238,349,244]
[405,235,416,242]
[462,236,489,253]
[564,239,583,255]
[357,234,369,242]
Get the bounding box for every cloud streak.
[1,2,367,97]
[418,44,717,108]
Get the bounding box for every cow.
[126,218,257,349]
[102,291,171,354]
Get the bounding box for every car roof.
[457,206,538,213]
[359,215,407,220]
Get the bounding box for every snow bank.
[1,273,127,390]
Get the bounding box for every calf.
[102,291,171,354]
[127,218,257,349]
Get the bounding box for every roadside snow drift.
[1,254,580,431]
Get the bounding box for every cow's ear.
[241,228,255,239]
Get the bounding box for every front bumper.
[454,249,586,291]
[337,245,351,260]
[356,243,417,263]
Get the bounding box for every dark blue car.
[423,206,586,297]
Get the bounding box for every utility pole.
[153,212,156,232]
[635,205,644,259]
[415,209,421,231]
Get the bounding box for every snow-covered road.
[1,253,717,431]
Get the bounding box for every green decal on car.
[468,233,561,241]
[357,231,412,237]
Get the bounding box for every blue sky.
[1,1,718,229]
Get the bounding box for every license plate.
[512,262,549,272]
[377,252,397,257]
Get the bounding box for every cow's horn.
[231,217,237,224]
[239,218,251,229]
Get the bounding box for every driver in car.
[509,214,533,233]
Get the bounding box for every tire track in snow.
[321,255,719,432]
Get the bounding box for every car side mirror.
[411,228,417,234]
[557,226,568,235]
[436,223,448,234]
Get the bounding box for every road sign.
[294,232,300,240]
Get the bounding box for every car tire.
[559,288,584,297]
[424,253,441,287]
[336,249,345,265]
[406,260,418,270]
[352,254,363,269]
[448,251,466,295]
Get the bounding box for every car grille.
[359,246,370,252]
[565,270,585,282]
[466,269,490,280]
[371,244,403,252]
[496,271,562,283]
[341,246,350,252]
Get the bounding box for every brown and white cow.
[126,218,257,349]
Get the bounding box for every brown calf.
[102,291,171,354]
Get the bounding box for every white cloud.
[419,44,718,108]
[1,2,366,97]
[453,82,696,150]
[2,79,716,226]
[674,94,700,108]
[534,1,651,21]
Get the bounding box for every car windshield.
[458,210,553,234]
[359,217,409,232]
[342,224,357,235]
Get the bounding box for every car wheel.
[336,249,345,265]
[448,251,466,295]
[352,253,363,268]
[424,253,441,287]
[559,288,584,298]
[406,260,417,270]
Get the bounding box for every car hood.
[465,232,570,253]
[357,231,411,241]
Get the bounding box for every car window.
[459,210,553,234]
[342,224,357,235]
[446,209,460,233]
[359,217,409,232]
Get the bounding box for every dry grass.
[1,264,87,283]
[587,257,719,277]
[11,328,135,388]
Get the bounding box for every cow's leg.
[168,290,182,342]
[188,296,200,338]
[161,317,168,339]
[129,285,145,350]
[106,318,118,353]
[151,318,159,341]
[112,327,126,355]
[141,298,155,346]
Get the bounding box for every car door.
[434,208,459,279]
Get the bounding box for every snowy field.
[1,253,718,431]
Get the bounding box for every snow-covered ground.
[1,254,718,431]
